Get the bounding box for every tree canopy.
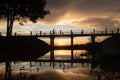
[0,0,49,36]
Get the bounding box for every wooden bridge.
[12,28,120,62]
[0,28,120,63]
[0,28,120,80]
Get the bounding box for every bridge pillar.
[117,28,119,34]
[50,30,55,60]
[71,30,74,67]
[30,31,32,36]
[91,35,95,44]
[90,35,97,70]
[105,28,107,34]
[50,37,55,60]
[50,30,55,67]
[91,35,96,56]
[40,31,42,35]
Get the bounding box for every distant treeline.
[54,42,100,50]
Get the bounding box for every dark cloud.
[43,0,120,25]
[39,0,71,24]
[41,0,72,24]
[72,17,120,29]
[70,0,120,17]
[46,0,120,11]
[46,0,71,10]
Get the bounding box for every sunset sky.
[0,0,120,33]
[1,1,120,78]
[41,0,120,30]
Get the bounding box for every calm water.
[0,38,95,80]
[0,50,90,76]
[0,37,89,73]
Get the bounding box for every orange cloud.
[72,17,120,30]
[41,0,120,29]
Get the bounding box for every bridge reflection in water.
[0,28,119,64]
[9,28,119,65]
[0,28,120,80]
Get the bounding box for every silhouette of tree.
[0,0,49,36]
[0,0,49,79]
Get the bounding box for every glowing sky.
[0,0,120,33]
[44,0,120,29]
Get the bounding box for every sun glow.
[55,12,86,26]
[55,39,70,46]
[55,37,90,46]
[55,12,76,25]
[54,50,71,55]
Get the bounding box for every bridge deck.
[13,33,120,37]
[0,28,119,37]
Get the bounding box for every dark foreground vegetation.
[0,36,50,61]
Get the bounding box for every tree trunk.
[5,8,14,79]
[7,19,14,36]
[5,61,12,80]
[6,6,14,36]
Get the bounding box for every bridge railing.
[0,28,119,36]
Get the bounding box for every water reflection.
[40,37,90,46]
[5,49,88,72]
[0,37,93,80]
[40,50,87,60]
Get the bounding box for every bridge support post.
[50,30,55,60]
[105,29,107,34]
[90,35,96,70]
[71,30,74,67]
[117,28,119,34]
[91,35,95,44]
[40,31,42,35]
[50,37,55,60]
[50,30,55,67]
[30,31,32,36]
